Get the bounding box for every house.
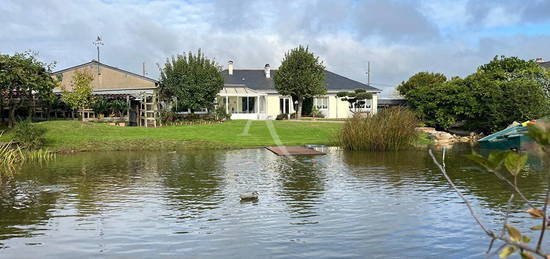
[536,58,550,68]
[53,60,159,127]
[218,61,381,120]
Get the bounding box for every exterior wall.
[325,93,379,119]
[55,63,156,92]
[265,94,281,119]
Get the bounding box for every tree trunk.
[8,105,16,128]
[296,97,303,119]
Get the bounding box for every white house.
[218,61,381,120]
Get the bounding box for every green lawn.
[0,120,342,152]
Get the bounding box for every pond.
[0,146,549,258]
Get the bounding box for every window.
[314,97,329,110]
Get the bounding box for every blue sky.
[2,0,550,95]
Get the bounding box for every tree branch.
[429,149,494,236]
[536,173,550,252]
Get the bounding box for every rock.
[240,191,259,201]
[431,131,454,141]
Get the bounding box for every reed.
[0,133,55,178]
[338,107,419,151]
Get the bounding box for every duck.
[240,191,259,201]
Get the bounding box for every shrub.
[311,107,325,118]
[13,120,47,150]
[339,107,419,151]
[215,106,231,121]
[160,110,177,125]
[276,114,289,120]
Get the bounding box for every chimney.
[228,60,234,75]
[264,64,270,78]
[536,57,544,63]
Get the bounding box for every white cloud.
[1,0,549,96]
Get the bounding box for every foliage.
[403,56,550,133]
[12,119,46,150]
[214,106,231,121]
[0,51,58,127]
[159,50,224,113]
[91,97,110,116]
[61,70,95,119]
[311,107,325,118]
[446,122,550,258]
[339,107,419,151]
[276,114,289,120]
[110,99,128,117]
[273,45,326,119]
[337,89,373,113]
[160,110,177,125]
[397,72,447,97]
[0,136,55,178]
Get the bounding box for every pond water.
[0,146,549,258]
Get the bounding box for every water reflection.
[159,151,224,219]
[272,156,326,224]
[0,148,548,258]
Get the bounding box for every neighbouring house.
[53,60,159,127]
[377,98,407,110]
[218,61,381,120]
[536,57,550,68]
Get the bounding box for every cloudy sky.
[2,0,550,95]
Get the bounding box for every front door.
[279,98,290,114]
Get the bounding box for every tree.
[273,45,326,119]
[402,56,550,133]
[159,50,224,113]
[337,89,373,114]
[0,52,57,127]
[61,70,95,120]
[397,72,447,97]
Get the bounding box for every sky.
[2,0,550,96]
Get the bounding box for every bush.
[311,107,325,118]
[276,114,289,120]
[160,110,177,125]
[215,106,231,121]
[13,120,47,150]
[339,107,419,151]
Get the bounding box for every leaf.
[527,124,550,146]
[531,225,544,230]
[526,208,545,218]
[505,224,522,242]
[504,152,528,177]
[520,235,531,244]
[520,251,536,259]
[500,246,517,258]
[465,151,507,171]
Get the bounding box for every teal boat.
[478,125,532,150]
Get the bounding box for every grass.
[338,107,420,151]
[0,120,342,152]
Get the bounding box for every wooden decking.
[265,146,326,156]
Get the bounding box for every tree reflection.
[273,156,326,224]
[342,146,549,212]
[159,151,224,219]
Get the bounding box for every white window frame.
[314,96,329,110]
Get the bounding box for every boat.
[478,125,531,150]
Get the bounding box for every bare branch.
[488,169,536,209]
[536,174,550,252]
[429,149,494,236]
[501,194,515,238]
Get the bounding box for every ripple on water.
[0,149,549,258]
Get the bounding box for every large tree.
[273,45,326,119]
[397,72,447,97]
[61,70,95,120]
[403,56,550,133]
[159,50,224,113]
[0,52,57,127]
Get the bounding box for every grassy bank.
[0,120,342,152]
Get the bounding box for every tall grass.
[338,107,419,151]
[0,133,55,179]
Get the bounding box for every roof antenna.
[366,61,371,86]
[93,36,104,75]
